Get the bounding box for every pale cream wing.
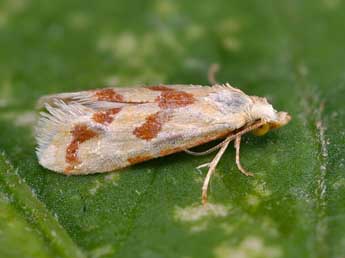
[36,99,248,174]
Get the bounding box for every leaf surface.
[0,0,344,257]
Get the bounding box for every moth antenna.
[188,119,266,159]
[208,63,220,85]
[184,137,229,156]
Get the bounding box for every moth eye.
[252,123,270,136]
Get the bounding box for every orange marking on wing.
[64,165,75,175]
[133,111,171,140]
[127,154,153,165]
[95,89,124,102]
[146,85,174,91]
[156,90,195,109]
[92,108,122,124]
[65,124,98,171]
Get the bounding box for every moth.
[36,83,291,204]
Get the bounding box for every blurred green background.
[0,0,345,257]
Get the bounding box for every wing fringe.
[35,100,93,157]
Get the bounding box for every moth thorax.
[249,99,277,122]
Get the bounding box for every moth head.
[250,96,291,136]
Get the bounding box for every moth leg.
[199,121,265,204]
[197,162,211,169]
[201,137,231,206]
[196,163,210,175]
[234,136,254,177]
[208,63,220,85]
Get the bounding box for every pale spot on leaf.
[113,32,137,57]
[89,180,102,195]
[104,173,120,186]
[189,221,208,233]
[220,222,235,235]
[252,180,272,197]
[98,32,137,60]
[97,31,169,76]
[216,18,241,52]
[246,194,260,206]
[222,36,241,52]
[214,236,282,258]
[174,203,229,222]
[89,245,114,258]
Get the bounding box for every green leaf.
[0,0,344,258]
